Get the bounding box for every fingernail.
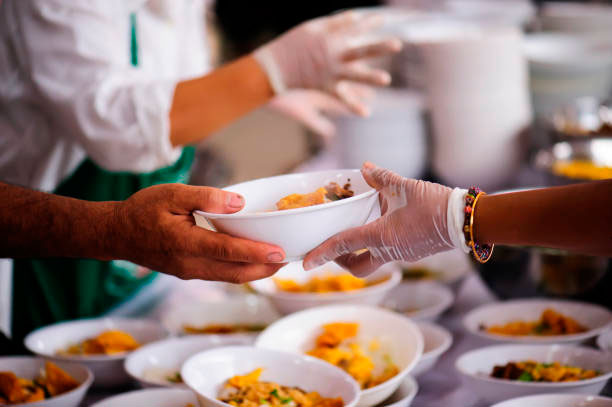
[363,162,375,170]
[267,252,284,262]
[228,194,244,209]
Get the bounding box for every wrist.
[252,46,287,95]
[447,188,470,253]
[95,201,126,261]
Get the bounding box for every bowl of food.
[0,357,93,407]
[24,317,168,387]
[249,261,401,315]
[412,322,453,377]
[382,282,454,322]
[491,393,612,407]
[549,97,612,140]
[255,305,423,407]
[181,346,360,407]
[192,169,378,262]
[161,295,279,338]
[455,344,612,404]
[125,335,252,388]
[463,299,612,345]
[596,329,612,352]
[379,375,418,407]
[90,388,199,407]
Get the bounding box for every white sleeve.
[8,0,182,173]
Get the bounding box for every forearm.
[473,180,612,256]
[169,55,274,146]
[0,183,119,260]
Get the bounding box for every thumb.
[171,185,245,214]
[361,162,402,190]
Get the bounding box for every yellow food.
[183,324,266,335]
[59,330,141,356]
[276,183,354,211]
[485,309,587,337]
[275,274,368,293]
[307,322,399,389]
[0,362,79,405]
[218,368,343,407]
[552,160,612,181]
[491,360,599,382]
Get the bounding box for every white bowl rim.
[250,268,402,301]
[90,388,197,407]
[0,356,94,406]
[455,344,612,388]
[181,345,362,407]
[386,282,455,320]
[491,392,612,407]
[597,329,612,352]
[24,317,168,362]
[383,374,419,407]
[417,322,454,361]
[254,304,424,397]
[195,169,377,220]
[462,298,612,343]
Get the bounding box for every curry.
[484,309,587,337]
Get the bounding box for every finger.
[327,10,358,31]
[338,64,391,87]
[361,162,402,190]
[303,224,372,270]
[333,81,370,117]
[348,13,384,34]
[299,108,337,139]
[308,91,353,116]
[342,39,402,62]
[335,251,387,277]
[171,184,245,214]
[193,227,286,264]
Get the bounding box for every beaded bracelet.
[463,186,494,264]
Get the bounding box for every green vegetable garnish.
[260,399,269,404]
[517,372,533,382]
[166,372,182,383]
[270,389,293,404]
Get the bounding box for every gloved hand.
[268,88,373,141]
[303,162,468,276]
[254,11,402,116]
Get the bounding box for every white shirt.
[0,0,210,192]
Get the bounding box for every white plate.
[413,322,453,376]
[181,346,360,407]
[383,282,454,322]
[0,357,93,407]
[463,299,612,344]
[193,169,378,262]
[378,375,418,407]
[255,304,423,407]
[250,262,401,315]
[91,388,199,407]
[456,344,612,404]
[492,393,612,407]
[161,294,279,337]
[24,317,168,388]
[125,335,252,388]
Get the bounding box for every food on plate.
[552,160,612,180]
[490,360,600,382]
[57,330,141,356]
[276,182,354,211]
[0,362,79,404]
[482,308,587,336]
[218,368,343,407]
[400,266,436,281]
[183,323,266,335]
[306,322,399,389]
[143,367,183,385]
[274,273,374,293]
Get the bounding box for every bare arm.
[474,180,612,256]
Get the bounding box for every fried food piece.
[491,360,600,382]
[485,308,587,336]
[40,362,80,396]
[324,182,354,201]
[315,323,359,348]
[277,187,327,210]
[61,330,141,355]
[0,372,29,404]
[275,274,367,293]
[227,368,263,388]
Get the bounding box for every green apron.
[11,13,194,341]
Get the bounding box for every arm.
[0,182,286,283]
[474,181,612,257]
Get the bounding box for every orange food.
[274,274,368,293]
[276,183,354,211]
[485,309,587,337]
[183,323,265,335]
[59,330,141,356]
[0,362,79,405]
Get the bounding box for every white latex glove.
[268,88,373,141]
[254,11,402,116]
[303,162,469,276]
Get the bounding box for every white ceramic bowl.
[250,261,401,315]
[383,282,454,322]
[456,344,612,404]
[181,346,360,407]
[463,299,612,344]
[255,305,424,407]
[161,295,279,338]
[193,169,378,262]
[379,375,418,407]
[125,335,252,388]
[0,357,93,407]
[24,317,168,388]
[597,329,612,352]
[492,393,612,407]
[412,322,453,377]
[90,388,199,407]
